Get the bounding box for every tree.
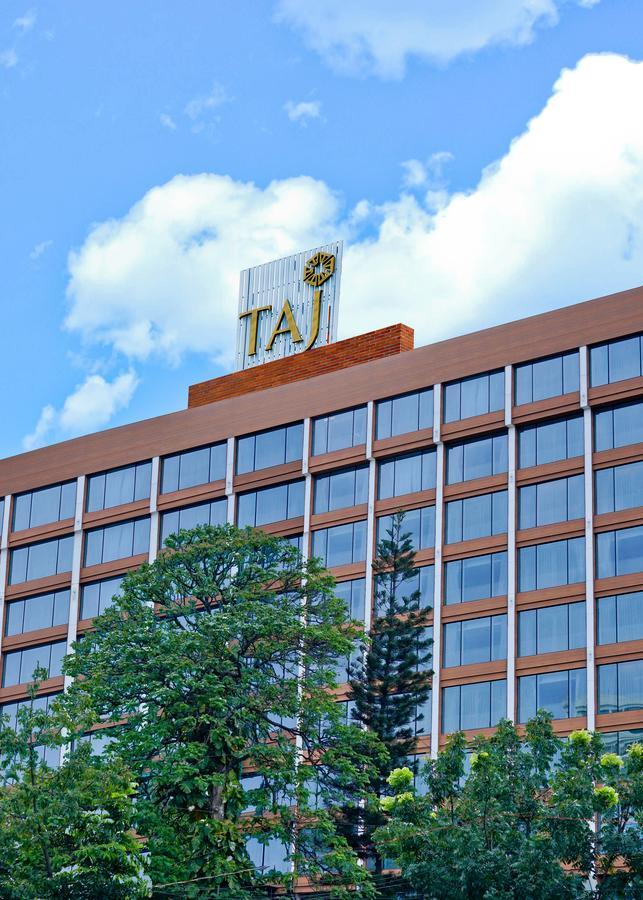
[375,714,643,899]
[63,524,386,898]
[347,511,433,873]
[0,676,149,899]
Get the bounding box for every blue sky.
[2,0,643,458]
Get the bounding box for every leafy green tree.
[0,676,149,899]
[347,511,433,873]
[375,715,643,899]
[63,524,386,898]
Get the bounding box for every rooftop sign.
[236,241,342,370]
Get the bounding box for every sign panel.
[236,241,342,370]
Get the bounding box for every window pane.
[462,555,491,603]
[12,494,31,532]
[532,356,563,402]
[29,486,61,528]
[461,617,491,665]
[160,456,179,494]
[285,423,304,462]
[518,609,536,656]
[442,686,460,733]
[618,660,643,711]
[599,664,618,713]
[515,364,532,405]
[27,540,60,581]
[443,621,461,667]
[376,400,392,440]
[392,393,419,436]
[597,595,617,645]
[460,375,487,420]
[568,602,586,649]
[538,604,567,654]
[614,460,643,511]
[591,344,609,386]
[609,336,641,383]
[326,410,352,452]
[104,467,134,508]
[519,675,537,722]
[617,591,643,642]
[178,448,210,491]
[537,670,569,719]
[134,462,152,500]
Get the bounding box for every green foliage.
[375,715,643,899]
[0,678,149,899]
[63,524,384,897]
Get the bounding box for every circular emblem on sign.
[303,251,335,287]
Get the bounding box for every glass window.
[160,499,227,545]
[237,481,305,528]
[80,576,124,620]
[519,668,587,722]
[377,506,435,551]
[315,467,368,514]
[1,692,60,732]
[518,414,584,469]
[594,400,643,452]
[518,602,586,656]
[443,614,507,667]
[446,432,508,485]
[442,679,506,733]
[311,521,367,568]
[519,474,584,529]
[590,334,643,386]
[5,589,70,636]
[445,490,507,543]
[518,537,585,592]
[236,423,303,475]
[245,836,290,874]
[444,551,508,605]
[443,370,504,424]
[378,449,437,499]
[374,564,435,613]
[376,388,433,440]
[313,406,367,455]
[9,535,74,585]
[597,591,643,644]
[334,578,366,622]
[2,640,66,687]
[84,518,150,567]
[596,525,643,579]
[86,462,151,512]
[12,481,76,532]
[598,660,643,714]
[515,351,580,405]
[600,729,643,757]
[160,444,226,494]
[595,460,643,515]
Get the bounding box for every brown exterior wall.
[188,323,415,408]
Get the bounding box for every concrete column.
[580,346,596,729]
[226,436,235,525]
[430,385,443,758]
[148,456,160,563]
[64,475,86,687]
[364,401,376,632]
[505,365,517,720]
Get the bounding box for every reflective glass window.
[86,462,151,512]
[236,423,303,475]
[597,591,643,644]
[598,660,643,714]
[377,506,435,552]
[445,490,507,543]
[237,481,305,528]
[2,640,66,687]
[84,518,150,567]
[245,837,290,874]
[519,668,587,722]
[376,388,433,440]
[160,444,226,494]
[9,535,74,585]
[311,521,367,568]
[442,679,506,733]
[515,351,579,405]
[596,525,643,579]
[374,564,435,613]
[378,449,436,499]
[1,692,60,732]
[80,576,124,620]
[443,370,504,423]
[518,414,584,468]
[600,729,643,756]
[518,537,585,592]
[5,589,70,636]
[595,460,643,514]
[444,551,508,605]
[595,399,643,452]
[518,602,586,656]
[590,334,643,386]
[13,481,76,532]
[446,433,508,484]
[315,467,368,513]
[313,405,367,455]
[519,474,584,529]
[160,499,227,545]
[443,614,507,667]
[334,578,366,622]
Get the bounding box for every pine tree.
[347,510,433,873]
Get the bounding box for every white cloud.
[0,49,18,69]
[284,99,322,125]
[14,9,36,32]
[274,0,600,78]
[29,239,52,260]
[160,113,177,130]
[184,82,228,120]
[23,372,139,450]
[401,151,454,188]
[66,53,643,378]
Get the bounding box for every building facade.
[1,284,643,774]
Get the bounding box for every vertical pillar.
[430,385,443,758]
[302,418,312,561]
[148,456,160,564]
[65,475,86,688]
[364,401,376,632]
[505,365,517,721]
[580,346,596,730]
[0,496,12,673]
[226,436,235,525]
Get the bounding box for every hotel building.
[1,284,643,780]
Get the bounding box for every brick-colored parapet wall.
[188,323,415,408]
